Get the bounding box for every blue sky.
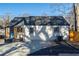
[0,3,73,16]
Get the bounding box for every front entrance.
[14,26,24,42]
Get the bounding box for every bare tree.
[49,3,76,30]
[49,3,73,16]
[2,13,12,27]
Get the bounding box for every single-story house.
[9,16,70,41]
[9,16,70,53]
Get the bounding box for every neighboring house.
[10,16,70,53]
[0,25,5,44]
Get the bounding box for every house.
[10,16,69,40]
[0,25,5,44]
[9,16,70,53]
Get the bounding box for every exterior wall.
[24,25,69,41]
[23,25,69,53]
[5,27,10,40]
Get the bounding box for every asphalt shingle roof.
[10,16,70,27]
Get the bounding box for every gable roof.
[10,16,70,27]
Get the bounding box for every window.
[29,27,34,34]
[17,27,23,32]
